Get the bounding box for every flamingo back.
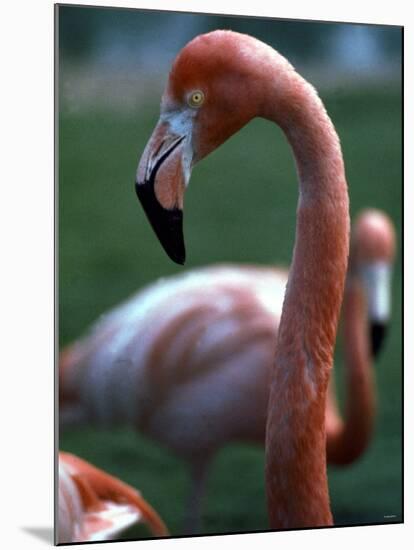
[60,265,287,456]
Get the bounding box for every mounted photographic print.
[56,3,403,544]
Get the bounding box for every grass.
[59,84,402,539]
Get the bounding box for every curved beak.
[136,121,190,265]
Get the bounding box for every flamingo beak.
[370,322,387,358]
[136,121,190,265]
[360,262,392,358]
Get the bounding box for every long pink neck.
[327,277,375,464]
[262,70,349,528]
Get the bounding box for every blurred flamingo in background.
[58,451,169,543]
[326,209,395,464]
[60,208,395,532]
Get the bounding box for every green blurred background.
[58,5,402,539]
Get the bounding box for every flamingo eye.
[188,90,205,108]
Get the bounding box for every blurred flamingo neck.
[327,279,375,464]
[263,67,350,528]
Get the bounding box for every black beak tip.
[135,181,186,266]
[370,321,387,359]
[165,239,186,266]
[172,254,186,266]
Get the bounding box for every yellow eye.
[188,90,205,108]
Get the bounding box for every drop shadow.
[21,526,54,545]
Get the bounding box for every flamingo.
[59,209,395,532]
[134,29,350,528]
[58,451,169,543]
[326,209,395,464]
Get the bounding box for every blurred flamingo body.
[60,266,287,456]
[58,452,169,543]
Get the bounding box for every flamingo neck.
[327,278,375,465]
[263,72,349,528]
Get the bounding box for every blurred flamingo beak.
[370,322,387,358]
[360,262,392,358]
[136,121,189,265]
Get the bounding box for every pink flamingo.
[135,29,349,529]
[58,451,169,543]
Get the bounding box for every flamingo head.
[135,30,289,264]
[350,209,396,357]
